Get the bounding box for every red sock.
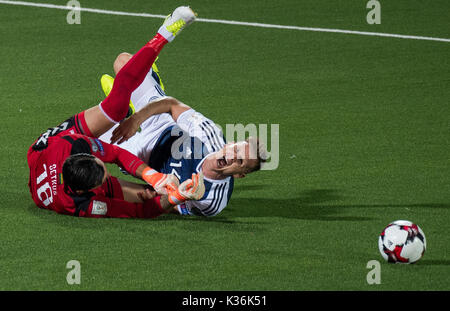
[100,33,168,123]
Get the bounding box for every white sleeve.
[176,180,231,217]
[176,108,226,153]
[185,196,228,217]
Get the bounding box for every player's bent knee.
[114,52,133,75]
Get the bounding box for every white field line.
[0,0,449,43]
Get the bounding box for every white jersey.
[159,109,233,217]
[99,68,233,217]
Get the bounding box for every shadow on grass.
[28,188,450,225]
[418,259,450,266]
[227,189,373,221]
[228,189,450,221]
[150,189,353,222]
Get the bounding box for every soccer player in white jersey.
[99,55,266,217]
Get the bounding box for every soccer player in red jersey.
[27,6,203,219]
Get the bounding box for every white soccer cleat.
[158,6,197,42]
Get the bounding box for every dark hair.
[62,153,105,193]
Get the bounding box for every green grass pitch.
[0,0,449,290]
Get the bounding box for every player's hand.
[142,168,180,195]
[178,172,205,200]
[110,114,141,145]
[166,172,205,205]
[137,187,157,201]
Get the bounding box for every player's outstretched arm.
[125,170,205,216]
[136,187,177,214]
[110,96,190,144]
[93,137,180,194]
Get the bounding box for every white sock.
[158,26,175,43]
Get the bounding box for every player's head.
[213,137,267,178]
[62,153,108,194]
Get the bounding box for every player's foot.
[158,6,197,42]
[151,57,165,92]
[100,74,135,118]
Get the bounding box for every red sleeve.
[80,195,167,219]
[87,137,145,176]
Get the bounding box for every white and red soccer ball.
[378,220,426,264]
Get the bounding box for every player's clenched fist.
[167,172,205,205]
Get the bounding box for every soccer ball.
[378,220,426,264]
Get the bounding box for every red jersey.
[27,113,165,218]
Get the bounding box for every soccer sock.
[99,33,168,123]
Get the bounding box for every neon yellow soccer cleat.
[100,74,135,118]
[158,6,197,42]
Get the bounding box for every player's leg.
[114,52,132,75]
[106,52,166,113]
[98,51,172,146]
[113,52,165,92]
[82,6,196,138]
[83,35,167,137]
